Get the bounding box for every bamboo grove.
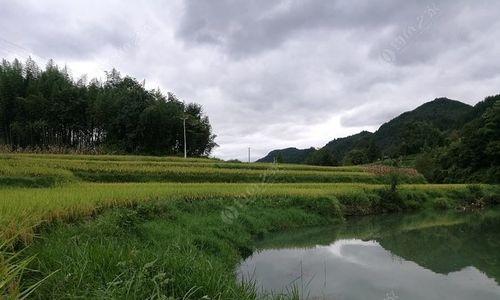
[0,57,217,155]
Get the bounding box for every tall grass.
[0,182,367,242]
[0,237,53,300]
[20,199,331,299]
[0,181,493,244]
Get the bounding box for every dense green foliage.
[373,98,472,155]
[0,58,216,155]
[305,147,338,166]
[323,131,375,163]
[327,98,475,161]
[341,137,380,165]
[416,96,500,183]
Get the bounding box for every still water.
[237,209,500,299]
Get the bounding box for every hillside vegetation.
[258,95,500,183]
[256,147,315,164]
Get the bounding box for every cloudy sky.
[1,0,499,160]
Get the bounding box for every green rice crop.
[0,153,425,186]
[0,153,482,244]
[0,180,486,243]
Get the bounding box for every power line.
[0,35,46,61]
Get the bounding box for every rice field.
[0,153,490,244]
[0,153,424,187]
[0,153,495,242]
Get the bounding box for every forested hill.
[259,98,473,163]
[256,147,315,163]
[257,95,499,183]
[0,58,216,156]
[373,98,473,155]
[323,131,374,163]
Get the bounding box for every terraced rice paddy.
[0,153,422,185]
[0,153,426,239]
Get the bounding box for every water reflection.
[238,209,500,299]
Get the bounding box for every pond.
[237,209,500,299]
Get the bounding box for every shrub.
[461,184,485,207]
[376,188,404,212]
[482,186,500,206]
[289,196,342,218]
[433,197,453,210]
[337,192,373,215]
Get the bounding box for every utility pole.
[183,100,187,159]
[248,147,251,163]
[183,117,187,158]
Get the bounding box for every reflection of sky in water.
[237,239,500,300]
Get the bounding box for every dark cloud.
[177,0,462,59]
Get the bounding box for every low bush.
[432,197,453,210]
[338,192,374,215]
[376,188,405,212]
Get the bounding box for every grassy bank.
[11,184,500,299]
[1,182,495,243]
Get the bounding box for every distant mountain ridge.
[257,147,315,163]
[257,97,475,164]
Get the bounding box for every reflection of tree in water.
[377,213,500,283]
[390,253,405,265]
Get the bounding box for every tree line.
[0,58,217,156]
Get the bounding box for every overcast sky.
[1,0,499,160]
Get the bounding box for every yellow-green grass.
[0,181,482,243]
[0,153,424,186]
[0,153,484,245]
[0,153,217,163]
[1,153,364,172]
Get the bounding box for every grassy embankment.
[0,153,498,299]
